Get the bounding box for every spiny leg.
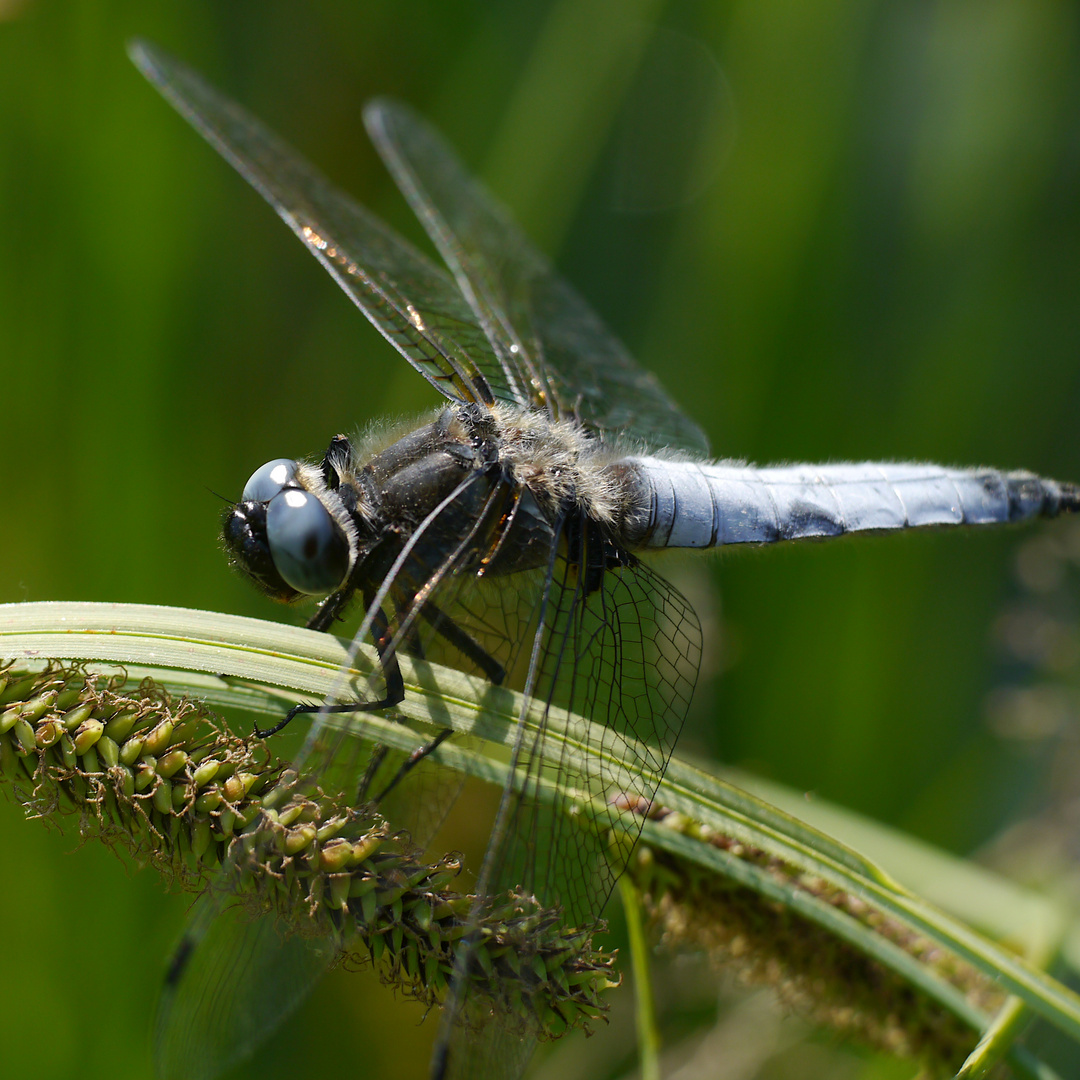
[371,727,454,805]
[369,598,506,805]
[252,601,405,739]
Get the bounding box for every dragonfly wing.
[154,894,336,1080]
[129,41,497,406]
[441,1022,535,1080]
[497,552,700,922]
[365,99,710,455]
[434,537,702,1078]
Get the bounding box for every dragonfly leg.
[362,601,504,803]
[252,602,405,738]
[355,743,389,803]
[418,598,505,684]
[319,433,353,490]
[372,727,454,805]
[306,587,352,633]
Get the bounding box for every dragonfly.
[130,40,1080,1080]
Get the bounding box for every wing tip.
[363,95,418,145]
[127,36,163,79]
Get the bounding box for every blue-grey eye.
[265,489,350,595]
[242,458,297,503]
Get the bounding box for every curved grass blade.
[3,599,1079,1073]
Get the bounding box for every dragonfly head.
[223,457,356,602]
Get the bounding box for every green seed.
[329,874,350,910]
[18,692,56,724]
[319,840,354,873]
[13,718,36,754]
[34,719,64,749]
[194,788,222,812]
[153,780,172,814]
[59,733,77,769]
[276,802,305,828]
[315,814,348,843]
[284,825,316,856]
[103,710,139,741]
[192,759,220,787]
[141,721,173,757]
[62,703,95,731]
[411,901,432,933]
[258,778,292,810]
[118,736,144,766]
[73,720,104,756]
[54,687,85,711]
[214,760,237,781]
[0,674,36,706]
[223,774,245,802]
[97,735,120,768]
[352,834,383,862]
[81,746,100,774]
[157,750,188,778]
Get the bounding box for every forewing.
[365,99,710,454]
[130,41,496,405]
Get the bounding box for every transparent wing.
[497,550,700,923]
[365,99,711,455]
[155,896,337,1080]
[129,41,496,406]
[437,534,702,1078]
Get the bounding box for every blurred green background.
[3,2,1080,1078]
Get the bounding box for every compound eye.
[242,459,298,503]
[265,489,350,595]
